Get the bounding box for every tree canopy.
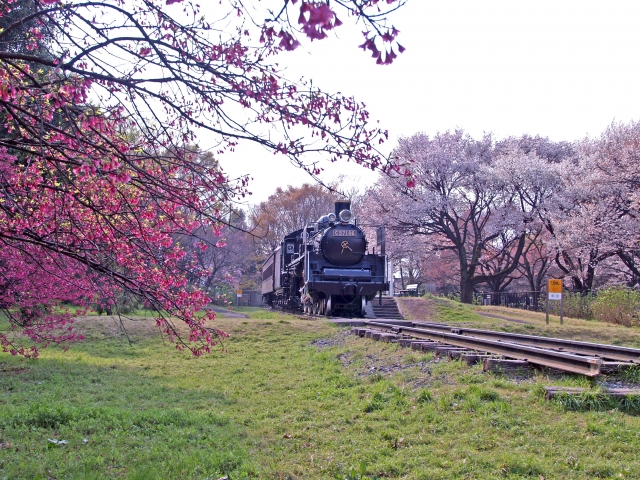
[0,0,406,356]
[365,125,640,303]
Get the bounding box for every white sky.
[209,0,640,205]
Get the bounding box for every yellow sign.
[548,279,562,293]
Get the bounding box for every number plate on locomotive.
[333,230,356,236]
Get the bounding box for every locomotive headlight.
[327,213,337,222]
[339,209,352,223]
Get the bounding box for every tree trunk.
[460,278,475,304]
[398,264,406,289]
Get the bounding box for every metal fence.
[235,290,264,307]
[474,291,544,310]
[474,290,600,313]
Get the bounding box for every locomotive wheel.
[312,301,319,315]
[325,296,332,317]
[361,296,367,317]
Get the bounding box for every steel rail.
[404,322,640,363]
[364,321,602,376]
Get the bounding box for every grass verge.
[2,307,640,478]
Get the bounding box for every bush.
[548,291,595,319]
[591,286,640,326]
[444,291,461,302]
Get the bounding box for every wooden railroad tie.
[434,346,467,357]
[599,362,637,374]
[446,349,480,360]
[399,338,500,363]
[482,358,531,373]
[393,337,492,363]
[419,342,444,352]
[379,333,400,343]
[352,328,372,338]
[369,332,400,342]
[544,386,640,400]
[460,353,494,365]
[350,328,401,343]
[413,341,441,352]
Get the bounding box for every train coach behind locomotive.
[261,200,388,317]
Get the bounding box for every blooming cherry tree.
[542,125,640,291]
[366,131,558,303]
[592,122,640,283]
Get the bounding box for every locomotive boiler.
[261,200,388,317]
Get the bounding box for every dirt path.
[475,312,533,324]
[208,304,248,318]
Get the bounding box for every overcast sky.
[211,0,640,205]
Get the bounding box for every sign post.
[546,279,563,325]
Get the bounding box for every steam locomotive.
[261,200,388,317]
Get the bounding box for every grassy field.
[2,300,640,478]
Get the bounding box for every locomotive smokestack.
[334,200,351,217]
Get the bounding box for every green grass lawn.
[2,305,640,479]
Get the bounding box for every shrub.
[591,286,640,326]
[549,291,595,319]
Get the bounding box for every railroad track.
[353,321,640,377]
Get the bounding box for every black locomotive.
[261,200,388,317]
